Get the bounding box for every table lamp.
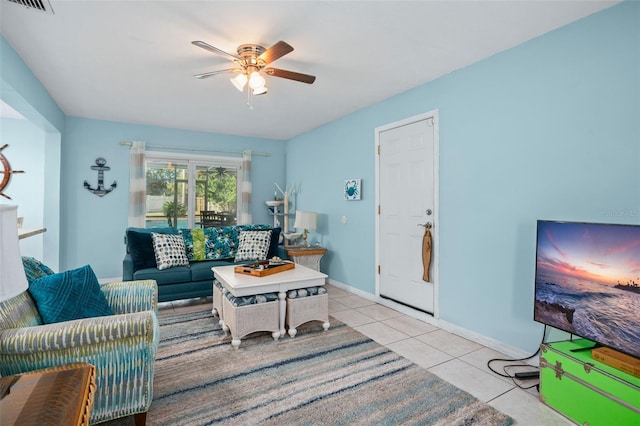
[0,205,28,302]
[293,210,317,247]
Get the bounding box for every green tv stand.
[539,339,640,426]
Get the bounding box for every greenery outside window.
[145,152,240,229]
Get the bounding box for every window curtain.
[238,150,252,224]
[128,141,146,227]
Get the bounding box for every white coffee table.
[212,263,328,347]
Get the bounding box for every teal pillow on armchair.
[28,264,113,324]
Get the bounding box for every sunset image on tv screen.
[534,221,640,359]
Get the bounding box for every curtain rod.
[119,141,270,157]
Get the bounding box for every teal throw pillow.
[267,227,281,259]
[204,224,271,260]
[126,227,178,271]
[28,264,113,324]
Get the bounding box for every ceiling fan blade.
[193,68,241,79]
[192,41,239,61]
[265,68,316,84]
[258,41,294,65]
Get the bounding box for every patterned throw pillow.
[234,230,272,262]
[204,224,272,260]
[22,256,55,284]
[151,233,189,270]
[180,228,206,261]
[204,227,234,259]
[28,264,113,324]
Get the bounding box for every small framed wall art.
[344,178,361,200]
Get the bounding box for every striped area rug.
[113,303,513,425]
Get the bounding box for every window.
[145,153,240,229]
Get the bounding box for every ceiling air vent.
[4,0,54,14]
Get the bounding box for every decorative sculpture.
[274,183,296,232]
[84,157,117,197]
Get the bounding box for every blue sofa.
[123,225,284,302]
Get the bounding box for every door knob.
[426,209,432,215]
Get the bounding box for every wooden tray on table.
[234,260,295,277]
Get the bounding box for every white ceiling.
[0,0,619,140]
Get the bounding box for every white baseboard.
[438,319,539,365]
[327,278,538,365]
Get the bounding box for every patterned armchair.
[0,258,159,425]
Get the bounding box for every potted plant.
[163,201,186,227]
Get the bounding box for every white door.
[376,112,438,315]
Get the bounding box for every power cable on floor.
[486,325,548,391]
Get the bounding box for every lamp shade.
[0,205,28,302]
[248,71,266,90]
[253,85,268,95]
[294,210,317,231]
[230,73,248,91]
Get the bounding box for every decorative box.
[540,340,640,426]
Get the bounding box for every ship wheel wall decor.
[0,144,25,200]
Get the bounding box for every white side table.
[285,247,327,272]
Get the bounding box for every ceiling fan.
[191,40,316,98]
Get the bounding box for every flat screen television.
[534,220,640,359]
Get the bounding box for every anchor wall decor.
[84,157,117,197]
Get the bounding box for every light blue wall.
[61,117,286,278]
[1,36,63,269]
[0,37,64,133]
[1,118,45,259]
[286,2,639,352]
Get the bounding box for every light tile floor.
[162,283,574,425]
[324,284,573,426]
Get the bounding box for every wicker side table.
[222,295,280,349]
[286,247,327,272]
[212,279,225,325]
[0,362,96,426]
[286,291,330,337]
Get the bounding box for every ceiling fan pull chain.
[247,87,254,110]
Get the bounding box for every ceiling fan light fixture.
[230,73,247,91]
[253,86,268,95]
[193,40,316,105]
[248,71,266,90]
